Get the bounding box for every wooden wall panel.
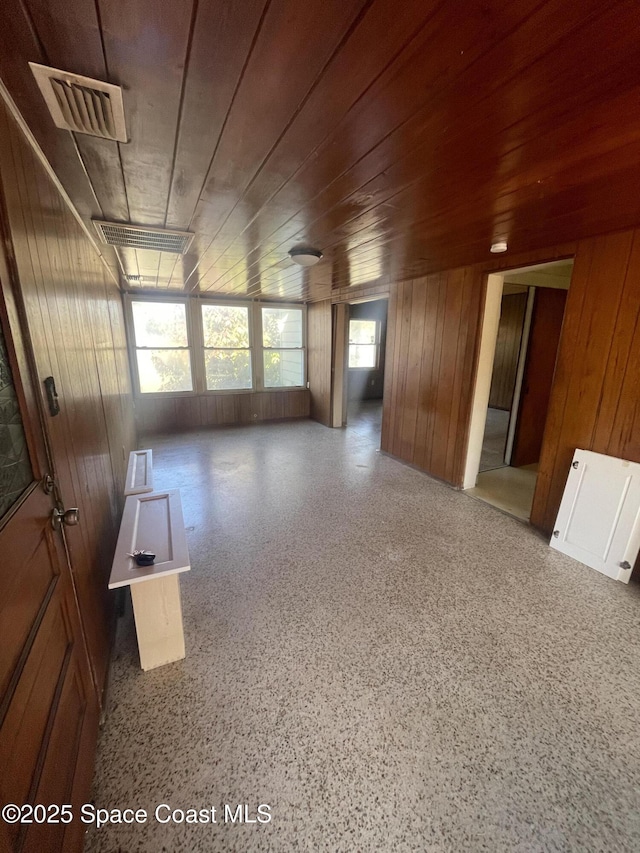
[375,228,640,537]
[307,301,332,425]
[0,99,136,697]
[530,229,640,533]
[380,268,484,485]
[135,389,310,434]
[488,292,527,410]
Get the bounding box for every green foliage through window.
[129,299,305,394]
[202,305,252,390]
[132,301,193,392]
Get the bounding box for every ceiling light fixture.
[288,247,323,266]
[490,240,508,254]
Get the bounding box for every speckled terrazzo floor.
[86,415,640,853]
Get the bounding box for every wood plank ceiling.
[1,0,640,302]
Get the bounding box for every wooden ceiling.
[1,0,640,302]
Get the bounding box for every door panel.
[22,659,89,853]
[0,588,73,835]
[488,292,527,410]
[511,288,567,467]
[551,449,640,582]
[0,497,59,698]
[0,226,99,851]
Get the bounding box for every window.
[348,319,378,368]
[131,300,193,393]
[126,298,306,395]
[202,304,252,390]
[261,306,304,388]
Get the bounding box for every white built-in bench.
[109,451,190,671]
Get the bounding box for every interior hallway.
[346,398,383,441]
[87,420,640,852]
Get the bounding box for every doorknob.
[51,506,80,530]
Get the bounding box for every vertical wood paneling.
[399,284,426,459]
[530,229,640,532]
[447,267,482,482]
[391,282,413,459]
[134,390,310,434]
[379,228,640,536]
[380,283,398,442]
[431,270,465,477]
[307,301,332,425]
[412,274,441,471]
[381,267,484,484]
[0,99,136,696]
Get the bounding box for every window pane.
[349,344,377,368]
[205,350,252,390]
[0,323,33,518]
[349,319,377,345]
[262,307,302,348]
[136,350,192,393]
[263,350,304,387]
[202,305,250,348]
[132,301,188,348]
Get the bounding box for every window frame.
[199,297,255,394]
[126,294,196,397]
[124,295,306,397]
[258,303,306,391]
[348,317,380,370]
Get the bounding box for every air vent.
[29,62,127,142]
[124,274,142,283]
[93,221,194,254]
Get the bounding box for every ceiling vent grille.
[93,221,194,254]
[29,62,127,142]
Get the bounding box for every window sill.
[135,387,308,400]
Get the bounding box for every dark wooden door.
[488,292,528,410]
[0,226,98,853]
[511,288,568,468]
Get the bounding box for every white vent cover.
[29,62,127,142]
[93,221,194,254]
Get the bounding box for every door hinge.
[42,473,55,495]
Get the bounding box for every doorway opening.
[464,260,573,521]
[336,298,388,443]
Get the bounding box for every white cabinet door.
[550,449,640,583]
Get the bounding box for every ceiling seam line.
[162,0,200,289]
